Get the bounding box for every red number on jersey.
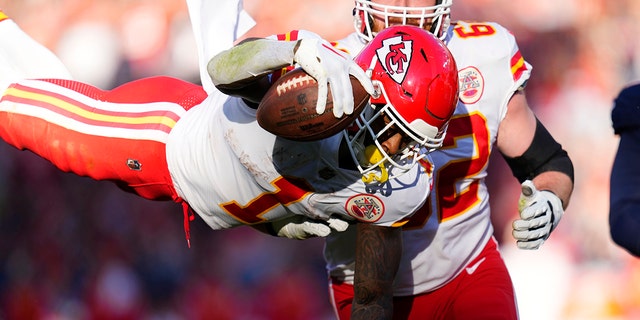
[220,176,312,224]
[404,112,491,229]
[454,23,496,39]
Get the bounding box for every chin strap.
[361,145,388,184]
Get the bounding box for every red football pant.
[0,76,207,201]
[330,237,518,320]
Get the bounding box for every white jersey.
[166,89,431,230]
[324,21,531,295]
[167,0,430,231]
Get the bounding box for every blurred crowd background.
[0,0,638,319]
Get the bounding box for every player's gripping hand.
[293,38,374,118]
[271,215,350,240]
[512,180,564,250]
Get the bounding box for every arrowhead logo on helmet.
[376,35,413,84]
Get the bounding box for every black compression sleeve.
[502,118,574,183]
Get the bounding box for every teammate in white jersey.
[316,1,575,319]
[0,6,460,319]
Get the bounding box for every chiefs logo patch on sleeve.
[458,66,484,104]
[345,194,385,223]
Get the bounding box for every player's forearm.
[351,223,401,320]
[530,171,573,209]
[207,38,296,86]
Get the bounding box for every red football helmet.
[344,25,458,183]
[353,0,453,42]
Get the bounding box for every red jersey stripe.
[510,50,527,81]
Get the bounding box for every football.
[256,68,370,141]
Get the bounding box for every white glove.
[270,215,350,240]
[293,38,375,118]
[512,180,564,250]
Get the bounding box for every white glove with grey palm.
[512,180,564,250]
[270,215,350,240]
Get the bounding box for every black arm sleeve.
[502,118,574,183]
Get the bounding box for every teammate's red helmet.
[344,25,458,182]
